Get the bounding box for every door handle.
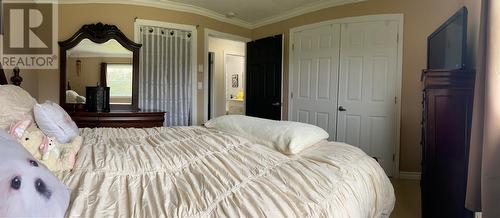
[272,102,281,106]
[338,106,347,111]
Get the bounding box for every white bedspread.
[56,126,394,217]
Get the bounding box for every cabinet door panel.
[423,88,473,218]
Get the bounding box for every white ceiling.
[167,0,361,25]
[58,0,365,28]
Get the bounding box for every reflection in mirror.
[105,63,133,104]
[66,39,132,105]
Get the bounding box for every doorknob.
[272,102,281,106]
[338,106,347,111]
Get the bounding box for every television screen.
[428,7,468,70]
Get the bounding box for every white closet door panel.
[290,24,341,140]
[337,21,399,176]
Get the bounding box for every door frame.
[204,29,251,122]
[288,14,404,178]
[134,19,198,125]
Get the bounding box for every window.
[106,64,133,104]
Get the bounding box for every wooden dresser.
[421,69,474,218]
[70,111,165,128]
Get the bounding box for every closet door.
[290,24,341,140]
[336,21,399,176]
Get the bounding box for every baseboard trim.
[399,171,421,180]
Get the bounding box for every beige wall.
[5,69,39,100]
[252,0,473,172]
[31,3,252,124]
[208,37,246,117]
[17,1,480,172]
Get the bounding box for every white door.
[336,21,399,176]
[290,24,341,140]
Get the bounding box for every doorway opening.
[207,37,246,120]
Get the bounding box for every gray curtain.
[138,26,192,126]
[466,0,500,217]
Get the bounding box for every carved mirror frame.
[59,23,141,112]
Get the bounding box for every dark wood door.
[246,35,282,120]
[208,52,215,120]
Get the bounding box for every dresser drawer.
[70,111,165,128]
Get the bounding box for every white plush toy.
[41,136,61,161]
[0,129,70,217]
[9,119,83,172]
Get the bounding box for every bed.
[54,126,394,217]
[1,70,395,217]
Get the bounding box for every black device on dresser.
[85,86,110,112]
[421,7,474,218]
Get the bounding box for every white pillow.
[34,101,79,143]
[65,90,79,104]
[205,115,329,154]
[0,85,37,130]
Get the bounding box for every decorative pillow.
[34,101,79,144]
[76,95,86,103]
[205,115,329,154]
[66,90,86,104]
[0,85,37,130]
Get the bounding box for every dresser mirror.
[59,23,141,111]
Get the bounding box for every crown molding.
[38,0,366,29]
[56,0,254,29]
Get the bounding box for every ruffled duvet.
[56,126,394,217]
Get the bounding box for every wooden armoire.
[421,69,474,218]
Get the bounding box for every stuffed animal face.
[9,120,49,159]
[0,130,70,217]
[40,136,61,161]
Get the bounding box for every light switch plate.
[197,82,203,90]
[198,64,204,72]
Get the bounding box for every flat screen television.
[427,7,468,70]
